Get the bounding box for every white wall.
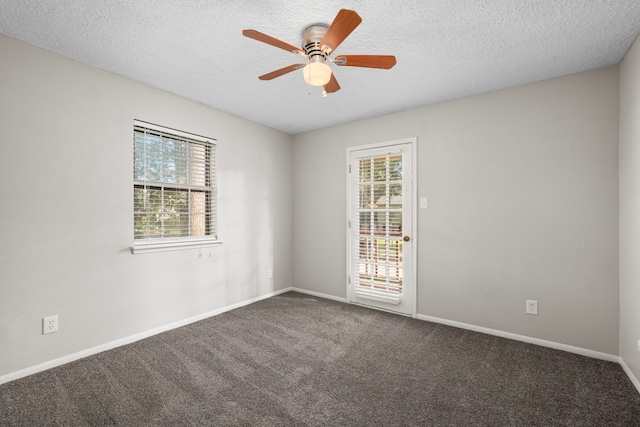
[620,35,640,385]
[0,35,293,378]
[293,66,620,355]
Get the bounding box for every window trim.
[131,120,221,254]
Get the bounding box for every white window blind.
[132,120,218,253]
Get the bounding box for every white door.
[347,140,415,316]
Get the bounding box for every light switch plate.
[420,197,428,209]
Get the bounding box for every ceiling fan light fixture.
[303,61,332,86]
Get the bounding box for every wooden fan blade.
[320,9,362,53]
[334,55,396,69]
[243,29,304,54]
[258,64,305,80]
[324,73,340,93]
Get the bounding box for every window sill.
[131,239,222,254]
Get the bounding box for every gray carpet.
[1,291,639,426]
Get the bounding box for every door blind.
[354,154,403,297]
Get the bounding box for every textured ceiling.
[1,1,639,134]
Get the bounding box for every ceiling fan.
[242,9,396,95]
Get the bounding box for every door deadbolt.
[403,236,410,242]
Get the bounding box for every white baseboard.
[288,290,625,366]
[290,287,348,303]
[619,357,640,395]
[416,314,619,363]
[0,288,291,386]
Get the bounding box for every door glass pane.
[388,155,402,181]
[388,212,402,236]
[359,212,372,233]
[355,153,404,296]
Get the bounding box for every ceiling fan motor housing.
[302,25,329,64]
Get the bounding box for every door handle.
[403,236,410,242]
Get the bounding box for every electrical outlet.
[268,269,273,279]
[637,340,640,352]
[526,300,538,315]
[42,315,58,334]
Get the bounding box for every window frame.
[131,120,221,254]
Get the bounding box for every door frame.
[346,137,418,318]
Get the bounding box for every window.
[132,120,218,253]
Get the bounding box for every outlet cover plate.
[43,315,58,334]
[526,300,538,315]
